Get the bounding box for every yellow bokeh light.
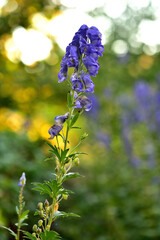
[0,108,25,132]
[40,123,51,139]
[27,128,39,142]
[138,55,153,69]
[12,87,37,103]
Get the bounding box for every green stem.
[48,198,56,229]
[56,136,60,149]
[17,186,24,240]
[64,92,74,150]
[68,141,82,155]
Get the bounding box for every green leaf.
[16,206,19,215]
[57,133,66,143]
[33,179,63,198]
[61,149,69,162]
[34,210,40,216]
[67,92,72,108]
[80,132,88,140]
[32,182,53,197]
[0,226,17,238]
[59,188,74,195]
[40,231,61,240]
[23,231,37,240]
[44,157,54,162]
[68,152,88,158]
[62,172,84,183]
[54,211,80,221]
[46,142,61,160]
[19,210,29,223]
[70,112,80,127]
[45,180,61,197]
[71,126,81,129]
[15,222,28,227]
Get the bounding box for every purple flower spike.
[75,95,92,111]
[82,74,95,93]
[48,123,63,139]
[18,172,26,187]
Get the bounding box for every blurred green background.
[1,0,160,239]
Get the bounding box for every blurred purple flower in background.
[95,131,111,149]
[117,52,130,65]
[86,94,100,121]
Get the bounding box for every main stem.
[64,92,74,150]
[17,186,24,240]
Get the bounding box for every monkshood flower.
[74,95,92,111]
[82,73,95,93]
[58,24,103,94]
[71,72,95,93]
[48,113,69,139]
[18,172,26,187]
[55,112,69,124]
[48,123,63,139]
[82,56,99,77]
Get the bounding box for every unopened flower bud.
[63,194,68,200]
[37,227,41,234]
[46,225,50,231]
[74,157,80,166]
[33,224,37,232]
[62,168,66,174]
[55,166,59,173]
[38,220,43,227]
[81,132,88,140]
[37,202,43,210]
[54,203,59,213]
[32,233,36,237]
[46,206,50,214]
[40,210,44,218]
[44,199,49,208]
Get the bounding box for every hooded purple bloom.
[72,80,84,92]
[75,95,92,111]
[83,56,99,76]
[77,24,89,39]
[55,112,69,124]
[48,123,63,139]
[67,45,79,68]
[18,172,26,187]
[80,37,103,59]
[49,112,69,139]
[71,73,84,92]
[86,26,102,44]
[82,73,95,93]
[58,57,68,83]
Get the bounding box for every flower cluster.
[58,24,103,94]
[49,25,103,140]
